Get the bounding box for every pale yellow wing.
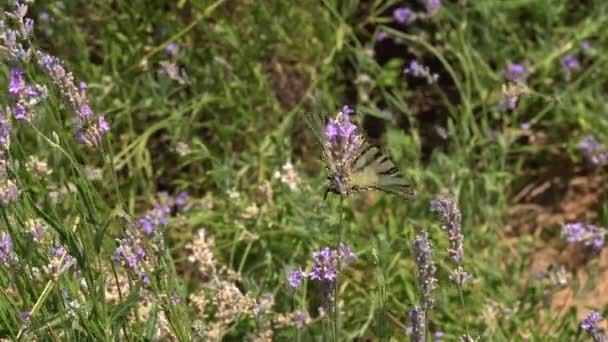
[349,143,413,199]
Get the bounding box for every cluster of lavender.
[430,197,471,286]
[0,231,16,266]
[404,60,439,84]
[114,191,192,283]
[8,66,47,122]
[43,246,76,280]
[562,222,605,253]
[408,231,437,342]
[560,54,581,80]
[408,198,473,341]
[499,63,528,112]
[324,105,363,195]
[500,41,590,112]
[36,52,109,147]
[1,3,109,148]
[582,311,605,342]
[579,135,608,166]
[393,0,442,26]
[1,219,75,281]
[376,1,441,42]
[288,243,356,289]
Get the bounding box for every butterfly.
[305,108,413,200]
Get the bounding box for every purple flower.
[581,40,592,52]
[408,307,426,342]
[434,330,445,341]
[338,242,356,263]
[165,42,178,56]
[114,236,149,283]
[0,232,14,265]
[581,311,603,342]
[560,54,581,72]
[579,135,608,166]
[288,268,308,288]
[78,105,93,120]
[310,247,337,282]
[405,60,424,77]
[425,0,442,13]
[405,59,438,84]
[98,116,110,134]
[563,222,605,252]
[20,311,32,321]
[430,197,464,263]
[563,222,586,242]
[503,63,527,83]
[393,7,413,25]
[24,18,34,37]
[35,51,104,147]
[12,105,27,120]
[414,231,437,310]
[341,105,355,115]
[39,12,51,21]
[307,244,356,283]
[175,191,192,211]
[0,116,11,144]
[9,67,24,97]
[376,30,387,42]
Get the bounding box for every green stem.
[333,197,345,341]
[458,282,470,336]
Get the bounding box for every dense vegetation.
[1,0,608,340]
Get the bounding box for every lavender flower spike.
[408,306,426,342]
[581,311,604,342]
[430,197,464,263]
[413,231,437,310]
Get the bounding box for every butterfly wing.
[349,143,413,199]
[304,112,336,172]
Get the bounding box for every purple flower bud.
[503,63,527,83]
[288,268,307,288]
[98,116,110,134]
[581,40,592,52]
[0,232,14,265]
[78,105,93,120]
[393,7,413,25]
[425,0,442,13]
[24,18,34,37]
[376,30,387,42]
[9,67,24,97]
[20,311,32,321]
[165,42,178,56]
[560,54,581,72]
[12,105,28,120]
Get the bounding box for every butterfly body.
[308,109,413,200]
